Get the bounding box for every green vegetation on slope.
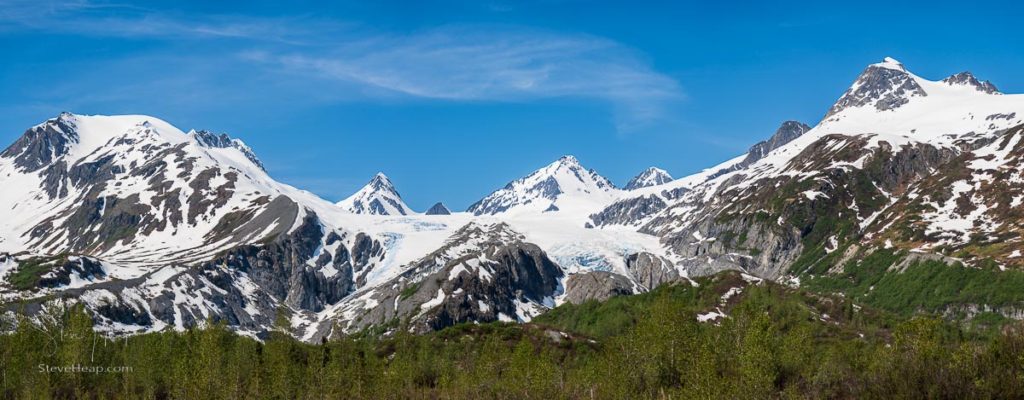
[4,271,1024,399]
[6,254,67,291]
[806,249,1024,318]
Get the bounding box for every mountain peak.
[189,129,266,172]
[625,167,673,190]
[556,154,580,165]
[368,172,395,190]
[824,57,927,119]
[942,71,1000,94]
[707,120,811,179]
[872,57,906,72]
[467,155,617,215]
[746,120,811,160]
[425,202,452,215]
[1,112,81,172]
[337,172,414,216]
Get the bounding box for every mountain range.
[3,57,1024,340]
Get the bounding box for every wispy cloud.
[1,1,683,131]
[245,25,683,130]
[0,0,342,43]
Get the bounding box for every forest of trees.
[2,274,1024,399]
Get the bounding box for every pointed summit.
[425,202,452,215]
[189,129,265,171]
[707,120,811,179]
[942,71,1000,94]
[1,112,79,172]
[337,172,414,215]
[625,167,673,190]
[556,154,581,165]
[744,121,811,162]
[468,155,617,216]
[872,57,907,72]
[824,57,927,119]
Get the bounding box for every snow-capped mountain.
[467,155,618,217]
[0,114,667,340]
[942,71,1000,94]
[597,57,1024,280]
[624,167,673,190]
[336,173,414,215]
[425,202,451,215]
[6,57,1024,341]
[0,113,289,262]
[0,113,396,338]
[712,121,811,176]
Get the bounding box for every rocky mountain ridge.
[336,172,414,216]
[4,57,1024,340]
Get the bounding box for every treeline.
[2,283,1024,399]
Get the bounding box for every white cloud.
[1,1,683,131]
[250,25,683,130]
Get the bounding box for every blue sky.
[2,0,1024,210]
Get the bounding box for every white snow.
[697,309,726,322]
[5,56,1024,337]
[336,173,415,216]
[626,167,674,189]
[803,190,829,200]
[418,289,446,312]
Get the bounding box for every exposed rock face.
[824,57,927,118]
[563,271,634,304]
[657,215,804,280]
[425,202,451,215]
[625,167,673,190]
[337,173,414,215]
[9,61,1024,342]
[709,121,811,179]
[1,112,77,172]
[645,133,959,280]
[624,252,681,290]
[593,120,810,229]
[0,114,296,264]
[351,232,385,286]
[37,256,107,288]
[337,223,564,334]
[3,208,384,339]
[942,71,1000,94]
[467,155,616,215]
[866,125,1024,262]
[739,121,811,166]
[589,194,667,227]
[199,212,359,312]
[189,130,266,171]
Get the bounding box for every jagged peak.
[642,166,669,175]
[749,120,811,158]
[190,129,234,147]
[27,112,79,135]
[368,172,396,190]
[1,112,83,172]
[871,56,907,72]
[519,155,615,190]
[425,202,452,215]
[188,129,266,172]
[446,221,525,246]
[555,154,580,165]
[824,57,927,119]
[706,120,811,180]
[625,167,673,190]
[467,155,617,215]
[337,172,413,216]
[942,71,1000,94]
